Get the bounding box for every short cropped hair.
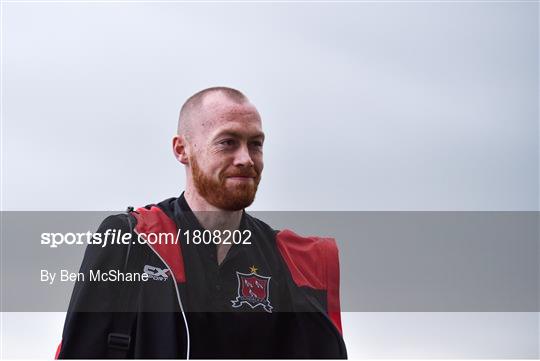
[177,87,249,136]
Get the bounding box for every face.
[187,99,264,211]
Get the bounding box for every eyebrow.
[213,130,265,141]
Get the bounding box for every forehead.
[193,98,263,140]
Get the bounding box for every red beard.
[191,155,261,211]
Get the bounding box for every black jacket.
[57,195,347,359]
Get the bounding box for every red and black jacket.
[57,194,347,359]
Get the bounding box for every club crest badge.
[231,265,273,313]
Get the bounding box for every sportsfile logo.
[143,265,170,281]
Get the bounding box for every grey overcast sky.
[1,2,538,359]
[2,2,538,211]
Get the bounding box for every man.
[56,87,347,359]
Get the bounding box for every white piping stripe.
[135,230,191,359]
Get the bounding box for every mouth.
[226,176,255,182]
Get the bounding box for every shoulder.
[96,213,134,232]
[275,229,340,289]
[276,229,339,252]
[128,197,178,234]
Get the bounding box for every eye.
[249,141,263,152]
[219,139,236,147]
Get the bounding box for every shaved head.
[177,87,251,138]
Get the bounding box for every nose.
[233,143,254,168]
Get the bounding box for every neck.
[183,186,243,232]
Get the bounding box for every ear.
[172,135,189,165]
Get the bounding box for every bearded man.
[56,87,347,359]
